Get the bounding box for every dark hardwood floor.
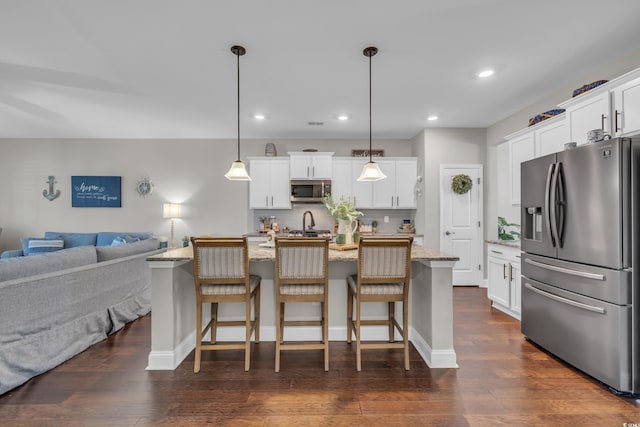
[1,287,638,426]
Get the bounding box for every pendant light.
[225,45,251,181]
[357,46,387,182]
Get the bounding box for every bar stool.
[190,236,260,373]
[346,237,413,371]
[274,236,330,372]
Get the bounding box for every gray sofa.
[0,238,162,394]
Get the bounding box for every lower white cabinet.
[487,243,521,320]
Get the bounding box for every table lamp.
[163,203,182,248]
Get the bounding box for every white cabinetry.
[371,159,418,209]
[612,76,640,137]
[508,133,534,206]
[332,157,416,209]
[289,152,333,179]
[248,158,291,209]
[560,91,610,145]
[487,243,521,320]
[506,115,566,206]
[331,158,371,208]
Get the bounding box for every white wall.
[0,137,413,252]
[485,53,640,241]
[413,128,486,249]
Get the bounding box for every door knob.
[445,231,455,236]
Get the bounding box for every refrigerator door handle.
[524,258,606,281]
[550,162,561,248]
[556,162,566,248]
[544,163,556,247]
[524,283,606,314]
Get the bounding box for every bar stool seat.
[346,237,413,371]
[190,236,260,373]
[274,236,330,372]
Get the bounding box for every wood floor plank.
[1,287,638,426]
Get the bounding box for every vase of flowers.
[323,196,363,245]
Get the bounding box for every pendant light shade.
[225,160,251,180]
[357,46,386,182]
[226,45,251,181]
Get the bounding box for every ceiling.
[2,0,640,140]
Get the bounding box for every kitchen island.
[146,242,459,370]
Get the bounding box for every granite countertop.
[148,242,457,263]
[485,239,521,249]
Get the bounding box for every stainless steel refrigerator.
[520,136,639,395]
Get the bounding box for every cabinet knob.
[445,231,455,236]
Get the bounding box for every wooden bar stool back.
[274,236,330,372]
[346,237,413,371]
[190,236,260,373]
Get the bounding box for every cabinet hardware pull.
[312,166,315,176]
[396,196,399,206]
[615,109,621,133]
[391,196,394,206]
[307,166,310,177]
[266,196,268,206]
[271,196,273,206]
[508,264,513,282]
[524,258,605,280]
[524,283,605,314]
[503,264,507,280]
[601,113,606,131]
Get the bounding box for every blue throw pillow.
[110,235,142,246]
[43,232,97,248]
[27,239,64,255]
[111,236,127,246]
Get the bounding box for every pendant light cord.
[236,49,241,162]
[368,51,372,163]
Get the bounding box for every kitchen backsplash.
[252,206,415,234]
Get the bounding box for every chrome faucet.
[302,210,315,232]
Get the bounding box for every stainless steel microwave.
[290,179,331,203]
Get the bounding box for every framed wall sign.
[71,176,122,207]
[351,149,384,158]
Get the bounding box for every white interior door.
[440,165,483,286]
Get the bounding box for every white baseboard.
[146,330,196,370]
[409,326,458,368]
[147,325,459,370]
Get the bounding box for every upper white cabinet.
[560,91,610,145]
[372,159,418,208]
[612,76,640,137]
[289,152,333,179]
[535,118,566,157]
[248,158,291,209]
[331,157,417,209]
[508,133,535,206]
[506,114,566,205]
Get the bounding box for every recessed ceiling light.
[427,115,438,121]
[337,115,349,121]
[254,114,266,120]
[477,69,494,78]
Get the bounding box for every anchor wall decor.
[43,176,61,201]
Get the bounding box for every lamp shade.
[224,160,252,181]
[163,203,182,219]
[357,161,387,181]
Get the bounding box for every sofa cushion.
[96,232,151,247]
[27,239,64,256]
[0,246,97,282]
[43,232,98,248]
[0,249,24,259]
[96,238,159,262]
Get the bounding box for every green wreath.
[451,174,473,194]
